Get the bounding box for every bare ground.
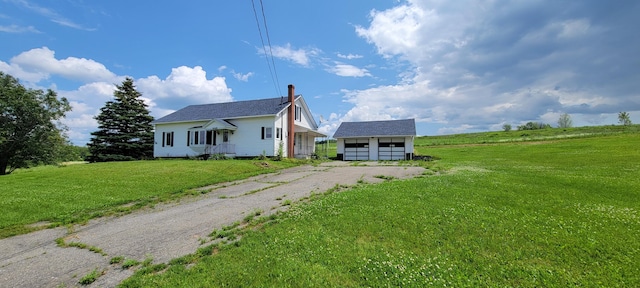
[0,161,425,288]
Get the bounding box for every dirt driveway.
[0,162,425,288]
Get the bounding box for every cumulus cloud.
[136,65,233,110]
[341,0,640,134]
[269,43,320,67]
[2,47,117,83]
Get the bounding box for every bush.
[517,121,551,131]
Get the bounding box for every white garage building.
[333,119,416,161]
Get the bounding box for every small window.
[223,131,229,142]
[261,127,273,139]
[163,131,174,147]
[294,105,302,121]
[276,128,282,139]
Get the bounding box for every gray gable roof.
[152,96,295,124]
[333,119,416,138]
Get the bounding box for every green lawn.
[121,132,640,287]
[0,159,297,238]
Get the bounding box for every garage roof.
[333,119,416,138]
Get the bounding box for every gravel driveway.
[0,162,425,287]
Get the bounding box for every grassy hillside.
[415,124,639,147]
[121,131,640,287]
[0,160,297,238]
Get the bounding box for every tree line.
[502,112,632,132]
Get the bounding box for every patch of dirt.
[254,161,271,168]
[25,221,52,229]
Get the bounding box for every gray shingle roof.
[152,97,295,124]
[333,119,416,138]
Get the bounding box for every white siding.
[154,117,281,158]
[294,97,319,131]
[154,121,207,158]
[231,116,278,157]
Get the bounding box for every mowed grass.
[121,133,639,287]
[0,159,296,238]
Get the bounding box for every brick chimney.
[287,84,295,158]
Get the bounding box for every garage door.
[378,137,405,160]
[344,138,369,160]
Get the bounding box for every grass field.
[2,125,638,286]
[119,129,639,287]
[0,159,297,238]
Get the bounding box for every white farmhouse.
[152,85,325,158]
[333,119,416,161]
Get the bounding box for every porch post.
[287,84,295,158]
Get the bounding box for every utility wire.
[259,0,282,96]
[251,0,282,98]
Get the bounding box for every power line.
[259,0,282,95]
[251,0,282,98]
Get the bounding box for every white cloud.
[342,0,640,134]
[327,63,371,77]
[0,24,40,33]
[269,43,320,67]
[336,53,363,59]
[137,65,233,106]
[4,47,117,83]
[8,0,95,31]
[232,71,254,82]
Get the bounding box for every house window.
[223,131,229,142]
[276,128,282,139]
[261,127,273,139]
[191,130,206,145]
[295,105,302,121]
[162,131,174,147]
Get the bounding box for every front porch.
[293,126,327,159]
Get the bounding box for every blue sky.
[1,0,639,145]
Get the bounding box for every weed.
[243,209,264,223]
[122,258,141,269]
[78,269,101,285]
[142,255,153,267]
[110,256,125,264]
[56,238,106,256]
[281,199,292,206]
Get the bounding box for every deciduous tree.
[87,78,154,162]
[557,113,573,128]
[0,72,71,175]
[618,112,632,126]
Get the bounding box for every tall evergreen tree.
[87,78,154,162]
